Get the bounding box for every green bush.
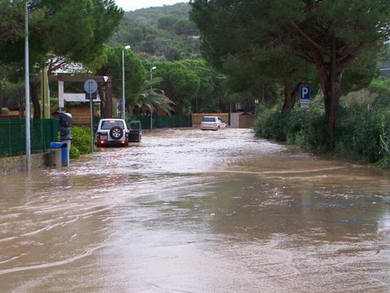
[70,127,92,159]
[378,111,390,168]
[255,104,390,168]
[335,105,385,162]
[70,146,81,159]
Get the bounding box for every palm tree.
[135,77,174,115]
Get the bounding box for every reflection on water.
[0,128,389,292]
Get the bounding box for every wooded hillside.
[111,3,200,60]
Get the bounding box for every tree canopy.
[191,0,390,138]
[0,0,123,116]
[139,58,226,114]
[0,0,123,67]
[95,46,147,106]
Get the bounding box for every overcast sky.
[116,0,187,11]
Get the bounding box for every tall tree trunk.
[322,73,342,135]
[128,105,134,117]
[30,79,41,119]
[316,36,343,147]
[316,69,342,146]
[106,78,113,118]
[99,79,113,118]
[281,83,296,113]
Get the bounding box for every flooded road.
[0,128,390,292]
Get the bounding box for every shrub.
[300,113,331,152]
[70,127,92,159]
[378,111,390,168]
[70,146,81,159]
[335,105,384,162]
[254,103,390,168]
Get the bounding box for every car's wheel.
[109,126,124,140]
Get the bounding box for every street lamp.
[121,45,131,120]
[150,66,157,83]
[254,99,259,116]
[25,1,31,171]
[149,66,157,131]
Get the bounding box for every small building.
[53,74,113,126]
[230,112,256,128]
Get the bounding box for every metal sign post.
[25,1,31,172]
[84,79,98,153]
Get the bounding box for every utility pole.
[149,66,157,131]
[121,45,131,120]
[121,49,125,120]
[25,0,31,171]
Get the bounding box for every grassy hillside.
[110,3,200,60]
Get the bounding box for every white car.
[95,119,129,147]
[200,116,227,131]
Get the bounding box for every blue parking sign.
[300,84,311,100]
[299,84,312,109]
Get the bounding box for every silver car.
[200,116,227,131]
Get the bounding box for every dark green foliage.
[111,3,200,60]
[95,46,147,105]
[191,0,390,136]
[0,64,23,109]
[255,105,330,152]
[0,0,123,116]
[0,0,123,66]
[379,112,390,168]
[70,127,92,159]
[255,105,390,167]
[158,16,177,30]
[335,106,384,162]
[0,0,24,42]
[342,49,380,96]
[370,79,390,99]
[149,58,225,114]
[174,19,198,36]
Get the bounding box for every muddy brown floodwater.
[0,128,390,292]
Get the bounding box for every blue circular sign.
[84,79,98,94]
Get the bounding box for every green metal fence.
[127,115,192,130]
[0,119,59,157]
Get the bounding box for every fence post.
[41,119,47,152]
[8,120,11,156]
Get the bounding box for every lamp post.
[150,66,156,84]
[149,66,157,131]
[121,45,131,120]
[254,99,259,116]
[25,1,31,171]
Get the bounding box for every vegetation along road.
[1,0,390,292]
[0,129,389,292]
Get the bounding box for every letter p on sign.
[301,86,310,100]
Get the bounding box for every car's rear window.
[101,120,124,130]
[202,117,216,122]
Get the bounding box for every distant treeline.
[111,3,200,60]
